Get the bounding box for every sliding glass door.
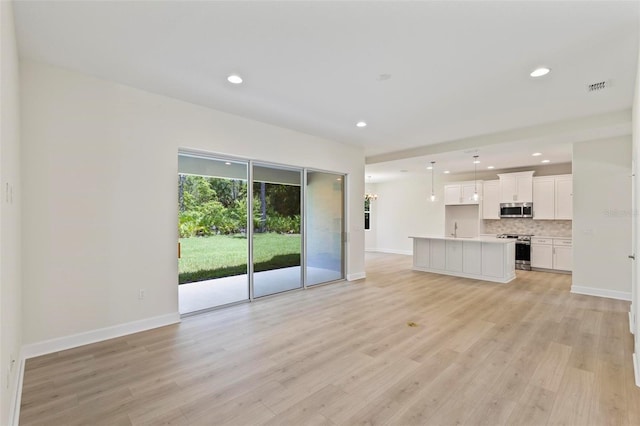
[252,164,302,297]
[178,153,345,312]
[178,154,249,314]
[305,171,345,285]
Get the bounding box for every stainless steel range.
[497,234,533,271]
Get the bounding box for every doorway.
[178,154,250,314]
[178,152,346,314]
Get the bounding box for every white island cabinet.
[410,236,516,283]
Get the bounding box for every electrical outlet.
[138,289,145,300]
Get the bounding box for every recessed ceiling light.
[487,166,495,169]
[227,74,243,84]
[530,67,550,78]
[541,159,551,163]
[427,166,433,170]
[532,152,542,157]
[224,162,231,165]
[443,170,450,174]
[473,160,481,164]
[356,121,367,128]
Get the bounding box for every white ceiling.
[13,1,640,176]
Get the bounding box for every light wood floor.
[20,253,640,425]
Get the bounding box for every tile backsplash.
[483,219,572,237]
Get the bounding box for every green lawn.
[179,233,301,284]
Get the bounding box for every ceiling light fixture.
[541,159,551,163]
[530,67,550,78]
[472,155,479,201]
[227,74,243,84]
[532,152,542,157]
[429,161,436,202]
[444,170,450,174]
[487,166,495,169]
[356,121,367,128]
[224,162,231,165]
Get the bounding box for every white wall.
[0,2,22,424]
[572,136,632,299]
[632,33,640,378]
[20,60,365,349]
[372,175,443,254]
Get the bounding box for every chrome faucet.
[451,221,458,238]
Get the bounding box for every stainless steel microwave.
[500,202,533,218]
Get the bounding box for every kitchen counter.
[409,235,515,243]
[410,236,516,283]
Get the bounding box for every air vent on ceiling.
[587,80,608,92]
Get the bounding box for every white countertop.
[533,235,572,239]
[409,235,515,244]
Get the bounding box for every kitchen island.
[410,236,516,283]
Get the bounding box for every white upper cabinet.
[482,180,500,219]
[444,182,481,205]
[555,176,573,220]
[444,185,462,205]
[532,174,573,220]
[498,171,534,203]
[532,177,555,220]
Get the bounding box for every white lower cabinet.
[463,241,482,274]
[430,239,446,270]
[554,245,572,271]
[414,239,430,268]
[446,240,463,272]
[411,237,516,283]
[531,244,553,269]
[481,243,504,278]
[531,237,572,272]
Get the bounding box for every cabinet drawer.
[553,239,572,247]
[531,238,552,245]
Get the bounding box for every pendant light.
[430,161,436,201]
[473,155,479,201]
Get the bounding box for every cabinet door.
[446,240,463,272]
[531,244,553,269]
[463,241,482,274]
[533,178,554,220]
[500,176,517,202]
[482,181,500,219]
[482,243,505,277]
[444,185,461,205]
[461,183,479,204]
[430,239,446,270]
[413,239,430,268]
[555,177,573,220]
[516,176,533,202]
[554,246,572,271]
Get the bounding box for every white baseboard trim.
[9,354,25,426]
[347,272,366,281]
[370,248,413,256]
[21,312,181,360]
[634,353,640,388]
[571,285,631,301]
